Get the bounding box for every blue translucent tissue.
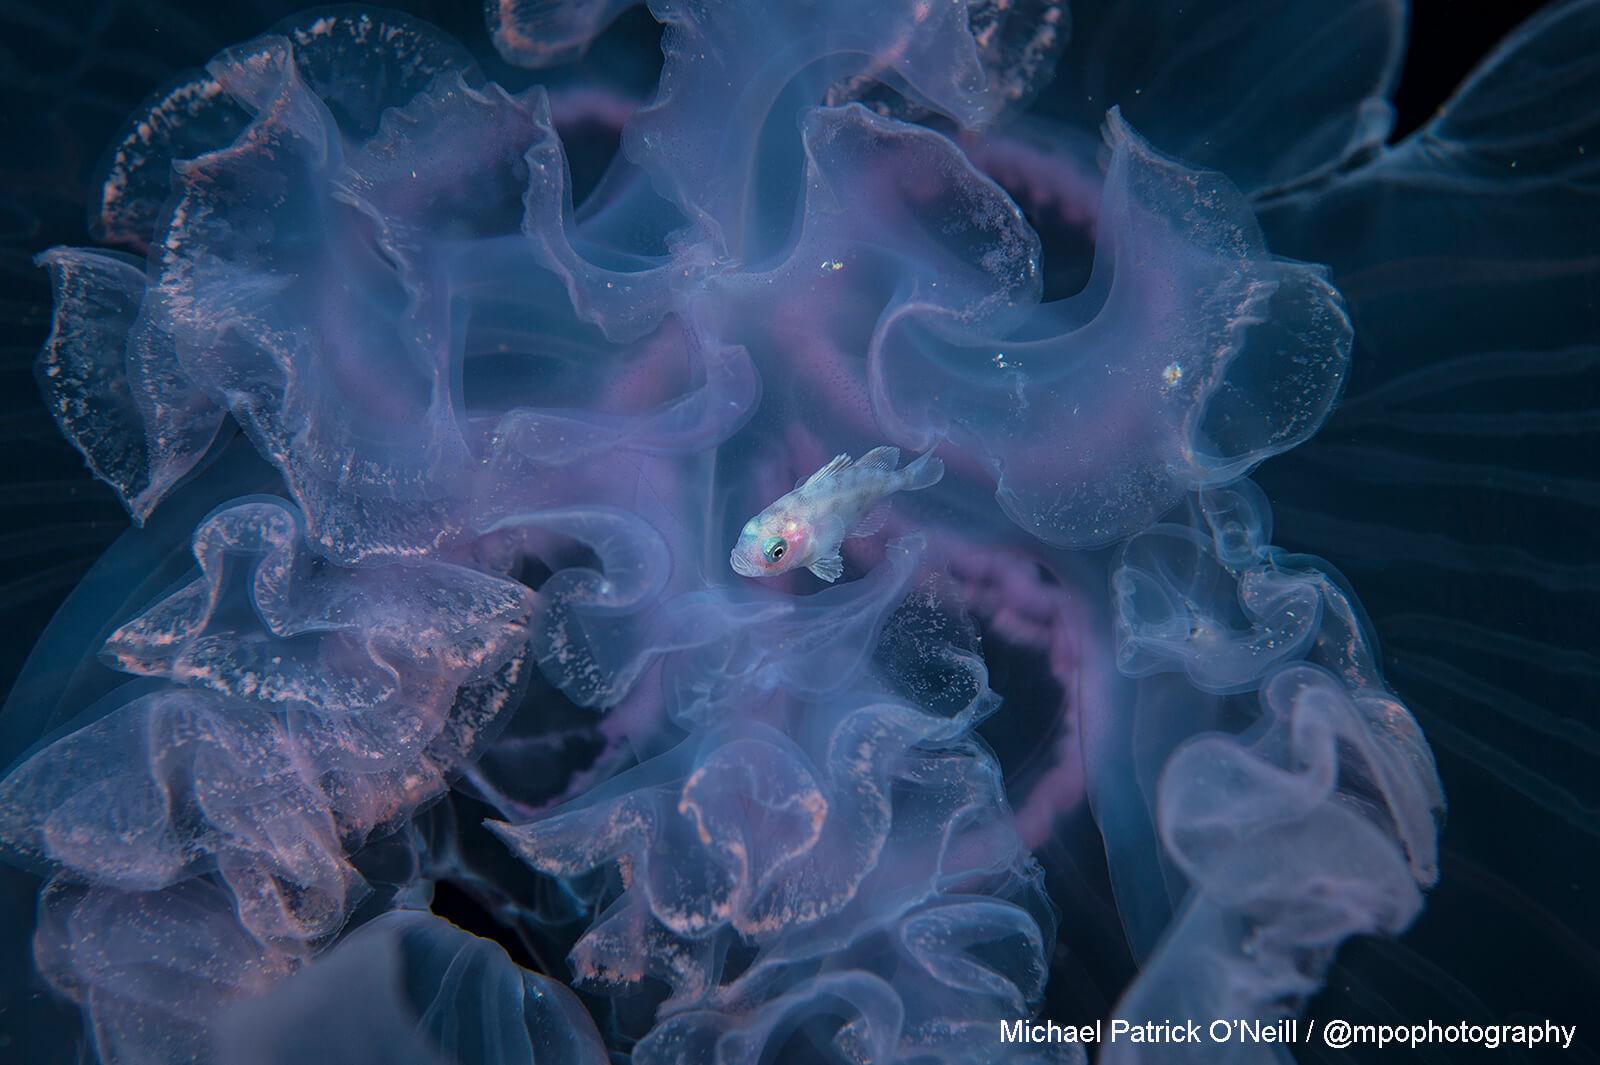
[7,0,1591,1061]
[216,911,608,1065]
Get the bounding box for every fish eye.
[762,536,787,562]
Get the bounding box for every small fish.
[730,445,944,582]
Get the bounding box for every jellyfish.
[0,1,1593,1063]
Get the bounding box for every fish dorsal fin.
[808,552,844,582]
[796,453,852,491]
[853,445,900,473]
[846,501,892,539]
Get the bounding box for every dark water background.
[0,2,1592,1063]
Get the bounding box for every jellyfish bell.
[2,0,1593,1062]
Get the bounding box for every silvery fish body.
[730,446,944,582]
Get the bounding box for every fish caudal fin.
[901,447,944,491]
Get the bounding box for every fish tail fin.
[901,447,944,492]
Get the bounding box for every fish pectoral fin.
[853,445,900,473]
[797,453,852,491]
[845,502,892,539]
[808,552,844,582]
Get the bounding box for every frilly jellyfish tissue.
[2,0,1595,1062]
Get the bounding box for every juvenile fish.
[730,446,944,582]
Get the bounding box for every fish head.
[730,511,811,578]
